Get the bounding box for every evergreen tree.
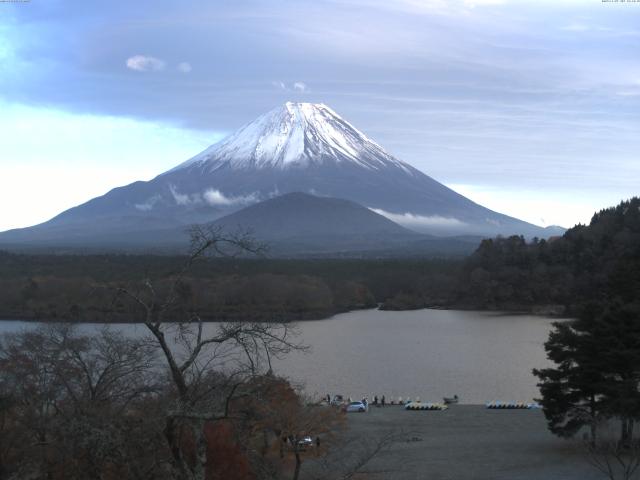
[535,301,640,444]
[534,315,605,442]
[590,302,640,445]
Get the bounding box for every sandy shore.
[336,405,603,480]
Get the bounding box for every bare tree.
[0,325,163,480]
[114,225,306,480]
[0,325,71,479]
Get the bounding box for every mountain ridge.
[0,101,564,251]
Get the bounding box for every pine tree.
[534,316,605,442]
[535,301,640,444]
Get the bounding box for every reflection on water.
[0,308,553,404]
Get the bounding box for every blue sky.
[1,0,639,231]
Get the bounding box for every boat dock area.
[335,405,602,480]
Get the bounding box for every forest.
[0,253,459,322]
[459,197,640,314]
[1,197,638,323]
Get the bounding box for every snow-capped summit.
[0,102,562,251]
[173,102,412,173]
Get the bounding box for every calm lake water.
[0,309,554,404]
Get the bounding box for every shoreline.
[0,303,567,324]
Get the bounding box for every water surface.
[0,309,554,404]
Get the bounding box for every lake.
[0,308,554,404]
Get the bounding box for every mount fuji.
[0,102,561,251]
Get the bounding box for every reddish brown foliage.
[205,420,254,480]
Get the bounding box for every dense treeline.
[459,197,640,314]
[0,253,461,322]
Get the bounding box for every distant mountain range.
[0,102,564,255]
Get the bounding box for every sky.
[1,0,639,231]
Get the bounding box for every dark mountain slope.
[213,192,417,239]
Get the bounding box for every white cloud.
[177,62,192,73]
[203,189,233,205]
[370,208,466,228]
[293,81,308,92]
[126,55,166,72]
[169,185,202,205]
[267,187,281,198]
[203,189,259,206]
[272,81,309,92]
[135,195,162,211]
[169,185,190,205]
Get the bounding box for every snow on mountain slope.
[172,102,413,173]
[0,101,563,249]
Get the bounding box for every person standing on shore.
[381,395,386,407]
